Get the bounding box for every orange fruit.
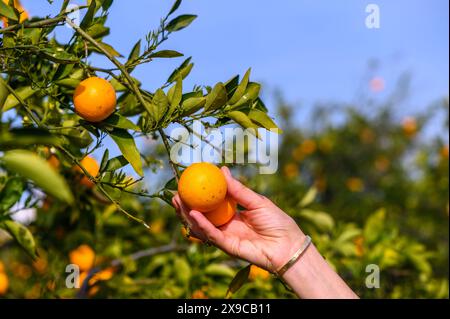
[69,245,95,272]
[203,196,236,227]
[181,226,202,244]
[248,265,270,281]
[346,177,364,193]
[0,261,5,273]
[1,0,28,27]
[76,156,100,188]
[0,273,9,295]
[191,290,208,299]
[402,117,417,138]
[178,162,227,212]
[283,162,299,179]
[73,77,116,122]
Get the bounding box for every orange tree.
[0,0,283,298]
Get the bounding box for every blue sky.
[22,0,449,115]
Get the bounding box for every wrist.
[270,229,306,272]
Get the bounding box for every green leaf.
[93,42,122,57]
[2,150,74,204]
[229,68,251,105]
[226,265,251,298]
[150,50,183,58]
[102,113,141,131]
[253,97,268,112]
[363,208,386,245]
[80,0,96,30]
[52,63,75,81]
[168,77,182,108]
[181,97,206,116]
[164,176,178,191]
[3,86,38,111]
[0,178,25,213]
[0,1,18,20]
[167,57,193,83]
[174,257,191,284]
[102,0,113,11]
[0,78,8,108]
[109,78,127,92]
[40,48,78,64]
[99,148,109,172]
[0,128,59,149]
[167,77,182,119]
[86,22,110,39]
[55,78,81,89]
[299,209,335,232]
[0,220,38,259]
[127,39,141,70]
[299,187,317,207]
[166,14,197,32]
[248,109,282,133]
[103,155,129,172]
[204,264,235,278]
[168,0,182,15]
[204,82,227,112]
[224,74,240,99]
[108,129,144,176]
[64,128,93,148]
[227,111,259,136]
[229,82,261,109]
[149,88,169,123]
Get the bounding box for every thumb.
[221,166,266,210]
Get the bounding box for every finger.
[189,210,227,246]
[221,166,266,210]
[173,195,208,240]
[172,196,180,211]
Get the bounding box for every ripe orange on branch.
[76,156,100,188]
[69,245,95,272]
[0,273,8,295]
[178,162,227,212]
[73,77,116,122]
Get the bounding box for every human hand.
[172,166,306,273]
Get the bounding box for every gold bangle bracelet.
[276,235,312,277]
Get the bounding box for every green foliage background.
[0,0,448,299]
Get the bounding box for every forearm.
[281,242,359,299]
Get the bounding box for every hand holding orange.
[178,162,235,227]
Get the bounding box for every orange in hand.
[73,77,116,122]
[203,196,236,227]
[178,162,227,212]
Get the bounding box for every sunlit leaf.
[248,109,282,133]
[2,150,74,204]
[166,14,197,32]
[229,68,250,105]
[204,82,227,112]
[150,50,183,58]
[0,178,24,213]
[299,187,317,207]
[102,113,141,131]
[0,220,38,259]
[299,209,335,232]
[0,1,18,20]
[108,129,144,176]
